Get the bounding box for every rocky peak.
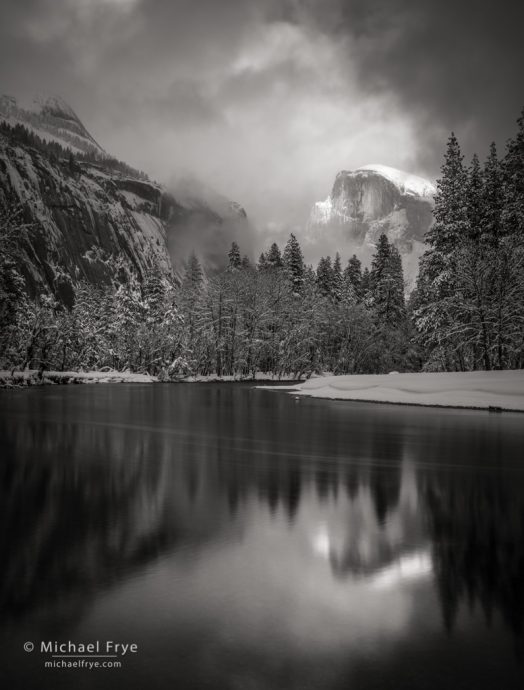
[0,94,105,155]
[307,164,436,286]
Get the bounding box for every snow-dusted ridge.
[0,94,105,155]
[355,164,436,199]
[309,163,436,228]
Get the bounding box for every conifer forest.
[1,111,523,379]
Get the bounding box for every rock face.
[307,164,436,284]
[0,95,250,301]
[0,133,174,303]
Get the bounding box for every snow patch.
[356,164,436,198]
[263,371,524,412]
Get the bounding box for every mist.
[1,0,522,244]
[165,176,257,273]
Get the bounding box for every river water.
[0,383,523,689]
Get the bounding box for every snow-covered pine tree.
[466,153,484,243]
[183,252,204,288]
[332,252,343,302]
[369,234,391,291]
[450,152,494,370]
[257,252,268,271]
[426,132,469,256]
[283,233,305,294]
[0,208,29,367]
[502,108,524,241]
[482,143,504,246]
[480,143,506,368]
[496,109,524,368]
[178,252,205,374]
[228,242,242,269]
[316,256,333,297]
[414,133,470,370]
[143,261,167,322]
[368,236,408,371]
[370,237,405,326]
[266,242,283,269]
[344,254,362,299]
[361,266,371,299]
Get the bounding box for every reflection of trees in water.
[2,390,524,643]
[212,445,524,641]
[214,453,403,526]
[423,472,524,638]
[0,419,220,619]
[328,463,422,579]
[368,432,403,526]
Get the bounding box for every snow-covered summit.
[0,93,105,156]
[355,164,436,199]
[33,94,81,121]
[306,163,436,288]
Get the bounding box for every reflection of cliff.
[423,473,524,637]
[2,384,524,646]
[324,462,425,579]
[0,419,229,619]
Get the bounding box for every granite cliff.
[0,95,250,302]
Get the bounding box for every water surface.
[1,384,523,689]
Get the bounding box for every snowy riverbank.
[0,370,302,388]
[267,371,524,412]
[0,370,157,387]
[181,373,301,383]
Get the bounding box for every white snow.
[0,93,105,155]
[268,371,524,412]
[120,190,147,209]
[0,370,157,386]
[32,94,78,119]
[182,373,300,382]
[310,196,333,224]
[356,164,436,198]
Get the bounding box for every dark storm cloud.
[0,0,522,238]
[287,0,524,170]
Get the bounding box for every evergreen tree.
[502,108,524,240]
[482,143,504,246]
[344,255,362,299]
[426,132,469,256]
[332,252,343,302]
[179,253,205,372]
[316,256,333,297]
[414,133,470,370]
[283,233,305,293]
[266,242,283,268]
[370,235,391,291]
[466,153,483,242]
[183,252,204,289]
[361,267,371,298]
[257,252,268,271]
[143,262,166,321]
[370,237,405,326]
[228,242,242,269]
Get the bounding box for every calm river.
[1,383,523,689]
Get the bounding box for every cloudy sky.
[1,0,522,230]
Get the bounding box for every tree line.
[412,110,524,370]
[0,109,522,377]
[0,223,414,377]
